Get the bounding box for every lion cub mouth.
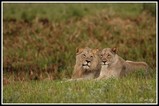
[101,61,109,66]
[82,62,91,69]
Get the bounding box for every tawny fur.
[71,47,101,80]
[97,48,149,80]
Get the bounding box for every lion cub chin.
[70,47,101,81]
[97,48,149,80]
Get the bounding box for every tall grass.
[3,3,157,103]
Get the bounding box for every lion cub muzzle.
[101,59,109,66]
[82,60,91,69]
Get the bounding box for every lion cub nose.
[86,60,91,63]
[102,60,107,63]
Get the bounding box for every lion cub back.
[123,61,149,75]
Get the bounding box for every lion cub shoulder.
[97,48,148,80]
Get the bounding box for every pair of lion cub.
[69,47,149,81]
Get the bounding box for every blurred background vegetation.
[3,3,156,81]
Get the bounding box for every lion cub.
[71,47,101,80]
[97,48,148,80]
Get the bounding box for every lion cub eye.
[100,54,103,57]
[107,54,111,57]
[82,54,86,58]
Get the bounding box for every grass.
[3,3,144,22]
[3,73,156,103]
[2,3,157,103]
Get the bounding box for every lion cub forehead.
[85,47,92,51]
[102,48,112,53]
[82,47,92,53]
[83,48,98,56]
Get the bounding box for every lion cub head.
[76,47,100,71]
[72,47,101,79]
[100,48,117,66]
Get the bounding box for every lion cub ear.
[76,48,84,55]
[111,47,117,54]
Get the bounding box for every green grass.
[3,3,144,22]
[3,3,157,103]
[3,73,156,103]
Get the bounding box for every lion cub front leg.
[95,76,105,80]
